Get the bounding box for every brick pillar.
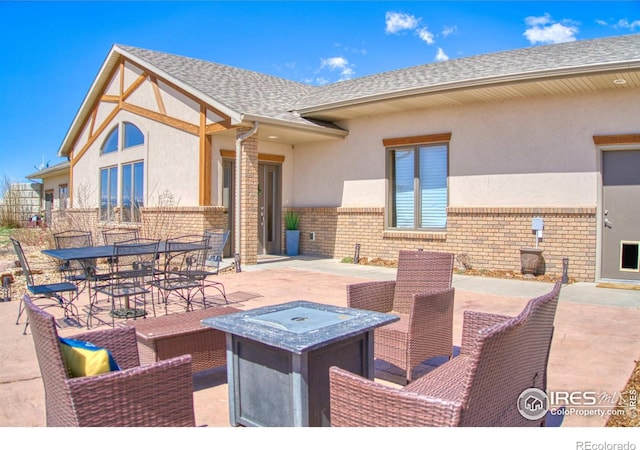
[239,130,259,265]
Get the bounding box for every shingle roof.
[119,34,640,121]
[293,33,640,112]
[60,33,640,158]
[26,160,70,180]
[117,45,325,127]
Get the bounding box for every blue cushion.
[59,337,120,378]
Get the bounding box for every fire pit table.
[201,300,398,427]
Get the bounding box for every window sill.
[383,230,447,241]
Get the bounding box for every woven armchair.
[23,294,196,426]
[330,280,562,427]
[347,250,455,383]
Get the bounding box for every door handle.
[604,218,613,229]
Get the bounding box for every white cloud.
[321,56,349,70]
[417,27,435,44]
[523,14,578,44]
[615,18,640,30]
[525,13,553,27]
[595,17,640,30]
[385,11,452,46]
[435,48,449,62]
[320,56,355,81]
[385,12,419,34]
[442,25,457,37]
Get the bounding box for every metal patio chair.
[198,229,229,302]
[347,250,455,384]
[91,239,159,327]
[330,281,562,427]
[203,229,230,275]
[52,230,110,293]
[11,237,79,334]
[23,293,195,426]
[152,235,213,313]
[53,230,94,284]
[101,228,140,245]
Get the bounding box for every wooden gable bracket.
[72,56,234,167]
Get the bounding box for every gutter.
[234,121,259,266]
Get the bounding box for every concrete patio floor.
[1,256,639,429]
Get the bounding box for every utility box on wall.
[532,217,544,245]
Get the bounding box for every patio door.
[258,163,281,255]
[601,150,640,281]
[222,161,234,258]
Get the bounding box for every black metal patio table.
[42,241,208,319]
[42,242,173,261]
[201,300,399,427]
[42,241,210,266]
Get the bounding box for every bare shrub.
[11,227,54,248]
[49,181,99,240]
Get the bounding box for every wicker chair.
[347,250,455,383]
[330,280,562,427]
[23,294,195,426]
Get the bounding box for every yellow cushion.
[59,337,120,378]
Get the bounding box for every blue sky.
[1,0,638,183]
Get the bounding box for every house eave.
[240,114,348,139]
[26,162,70,180]
[297,60,640,116]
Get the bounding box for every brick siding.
[288,206,596,282]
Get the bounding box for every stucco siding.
[126,77,158,112]
[71,110,200,208]
[41,173,68,208]
[94,102,117,136]
[291,130,385,207]
[158,79,200,124]
[145,117,200,205]
[104,69,119,96]
[292,88,638,209]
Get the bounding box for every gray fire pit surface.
[201,300,398,354]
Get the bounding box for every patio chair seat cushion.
[59,337,120,378]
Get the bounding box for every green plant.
[0,227,11,246]
[284,211,300,230]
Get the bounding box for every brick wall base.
[53,206,228,245]
[290,207,596,282]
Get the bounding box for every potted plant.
[285,211,300,256]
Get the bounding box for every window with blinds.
[388,143,448,230]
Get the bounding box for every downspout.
[235,121,259,267]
